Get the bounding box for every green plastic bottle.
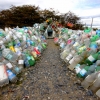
[85,52,100,65]
[90,35,99,42]
[95,66,100,71]
[26,54,35,66]
[77,65,90,78]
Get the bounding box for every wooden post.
[91,18,93,35]
[91,17,93,29]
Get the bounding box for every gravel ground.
[0,39,99,100]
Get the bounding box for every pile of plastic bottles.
[54,28,100,97]
[0,24,47,87]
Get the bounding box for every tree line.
[0,5,84,30]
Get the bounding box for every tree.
[0,5,44,28]
[60,11,84,30]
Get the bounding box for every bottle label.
[7,70,16,80]
[16,51,21,56]
[79,69,87,76]
[75,64,81,74]
[6,54,13,60]
[18,60,24,64]
[88,55,95,62]
[66,54,73,61]
[6,63,13,69]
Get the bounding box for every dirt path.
[0,39,99,100]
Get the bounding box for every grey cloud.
[0,1,25,10]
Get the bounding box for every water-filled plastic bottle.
[7,69,17,83]
[96,60,100,66]
[68,55,83,70]
[96,89,100,98]
[85,64,96,76]
[2,48,18,64]
[89,73,100,93]
[60,49,70,60]
[17,55,24,71]
[74,64,85,74]
[77,65,90,78]
[85,51,100,65]
[12,64,22,75]
[3,59,13,69]
[81,71,99,89]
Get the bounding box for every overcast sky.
[0,0,100,28]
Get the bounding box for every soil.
[0,39,99,100]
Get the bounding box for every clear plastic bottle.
[17,55,24,71]
[96,60,100,66]
[81,72,99,89]
[96,89,100,98]
[64,50,76,63]
[2,48,18,64]
[3,59,13,70]
[0,63,9,87]
[60,49,70,60]
[68,55,83,70]
[74,64,85,74]
[89,73,100,93]
[7,69,17,83]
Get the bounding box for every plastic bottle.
[68,55,83,70]
[64,50,76,63]
[77,65,90,78]
[24,53,35,67]
[12,64,22,75]
[33,47,41,56]
[89,73,100,93]
[84,38,90,47]
[3,59,13,69]
[81,71,99,89]
[85,51,100,65]
[74,64,85,74]
[0,63,9,87]
[85,64,96,77]
[90,42,98,52]
[96,89,100,98]
[7,69,17,83]
[60,49,70,60]
[96,60,100,66]
[31,51,38,59]
[17,55,24,71]
[2,48,18,64]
